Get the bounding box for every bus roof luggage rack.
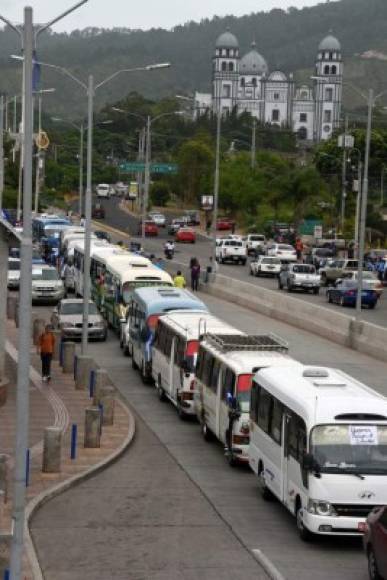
[205,333,288,352]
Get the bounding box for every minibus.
[194,333,295,466]
[248,364,387,540]
[128,287,208,383]
[72,239,112,295]
[152,311,239,419]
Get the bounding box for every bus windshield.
[237,374,253,412]
[310,424,387,475]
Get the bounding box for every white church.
[194,30,343,142]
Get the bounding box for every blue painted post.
[73,354,78,381]
[70,424,77,460]
[25,448,30,487]
[3,569,10,580]
[59,339,64,367]
[89,369,96,398]
[98,403,103,435]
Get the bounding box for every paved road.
[30,289,387,579]
[96,198,387,327]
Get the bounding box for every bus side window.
[202,352,214,386]
[222,367,235,401]
[196,347,205,379]
[164,328,173,356]
[270,400,283,444]
[257,387,271,434]
[250,381,260,423]
[174,335,184,366]
[210,360,220,393]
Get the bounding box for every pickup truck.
[244,234,266,255]
[278,263,320,294]
[216,239,247,265]
[315,235,346,250]
[319,259,358,286]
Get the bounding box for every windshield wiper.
[323,467,365,479]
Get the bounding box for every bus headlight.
[307,499,337,517]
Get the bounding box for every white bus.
[248,364,387,540]
[151,311,238,419]
[194,333,294,466]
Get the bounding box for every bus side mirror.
[302,453,319,472]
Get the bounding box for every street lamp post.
[1,3,90,578]
[34,88,56,213]
[15,60,170,353]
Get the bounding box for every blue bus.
[128,287,208,382]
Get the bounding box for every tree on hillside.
[177,138,214,204]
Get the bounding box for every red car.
[175,227,196,243]
[364,506,387,579]
[216,218,235,231]
[141,220,158,237]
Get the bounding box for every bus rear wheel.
[201,421,212,442]
[257,464,273,500]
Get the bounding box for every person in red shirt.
[38,325,55,382]
[295,238,304,261]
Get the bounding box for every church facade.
[194,31,343,142]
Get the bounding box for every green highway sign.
[119,162,178,174]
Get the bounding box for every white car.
[7,257,21,289]
[250,256,281,277]
[216,239,247,265]
[31,265,65,304]
[245,234,266,255]
[148,213,166,227]
[96,183,110,198]
[266,243,297,262]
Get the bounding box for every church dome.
[240,42,268,75]
[319,34,341,52]
[268,70,287,81]
[216,30,239,49]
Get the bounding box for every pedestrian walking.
[173,270,186,288]
[38,325,55,382]
[190,258,201,292]
[295,238,303,261]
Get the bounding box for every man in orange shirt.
[38,325,55,382]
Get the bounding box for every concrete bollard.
[84,407,101,448]
[0,454,8,502]
[6,295,17,321]
[32,318,46,346]
[14,302,19,328]
[99,386,115,426]
[62,341,76,374]
[52,330,62,361]
[75,355,94,390]
[42,427,62,473]
[93,369,110,406]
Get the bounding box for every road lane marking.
[252,549,287,580]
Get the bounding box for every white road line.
[252,549,287,580]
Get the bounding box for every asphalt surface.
[29,287,387,580]
[96,197,387,327]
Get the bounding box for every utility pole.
[137,127,145,215]
[79,122,84,215]
[340,116,349,232]
[142,115,151,240]
[0,95,4,210]
[10,7,33,578]
[34,94,42,213]
[251,117,256,170]
[81,75,94,354]
[212,110,221,266]
[354,161,362,258]
[355,90,373,319]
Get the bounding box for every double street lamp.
[112,107,183,240]
[11,56,171,354]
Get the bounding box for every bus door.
[168,336,176,399]
[217,367,235,444]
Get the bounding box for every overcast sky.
[2,0,323,32]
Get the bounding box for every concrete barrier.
[93,369,110,406]
[75,355,94,390]
[84,407,101,448]
[52,330,62,361]
[6,295,17,321]
[42,427,62,473]
[61,342,76,374]
[99,386,115,426]
[164,257,387,361]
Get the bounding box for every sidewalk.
[0,315,134,579]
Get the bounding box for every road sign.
[314,225,323,239]
[119,162,178,174]
[201,195,213,209]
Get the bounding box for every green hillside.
[0,0,387,117]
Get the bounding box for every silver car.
[250,256,281,277]
[51,299,107,341]
[278,263,320,294]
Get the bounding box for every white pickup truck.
[216,239,247,265]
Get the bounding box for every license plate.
[267,266,274,270]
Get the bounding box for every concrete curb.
[24,397,136,580]
[252,549,287,580]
